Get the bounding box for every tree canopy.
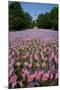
[9,2,32,31]
[9,2,58,31]
[36,6,58,30]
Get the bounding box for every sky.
[21,2,57,20]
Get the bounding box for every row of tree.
[9,2,58,31]
[36,6,58,30]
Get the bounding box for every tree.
[36,14,45,28]
[49,7,58,30]
[36,6,58,30]
[32,20,37,28]
[9,2,33,31]
[23,12,32,29]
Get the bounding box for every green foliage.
[23,12,32,29]
[9,2,32,31]
[49,7,58,30]
[32,20,36,28]
[36,6,58,30]
[9,2,58,31]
